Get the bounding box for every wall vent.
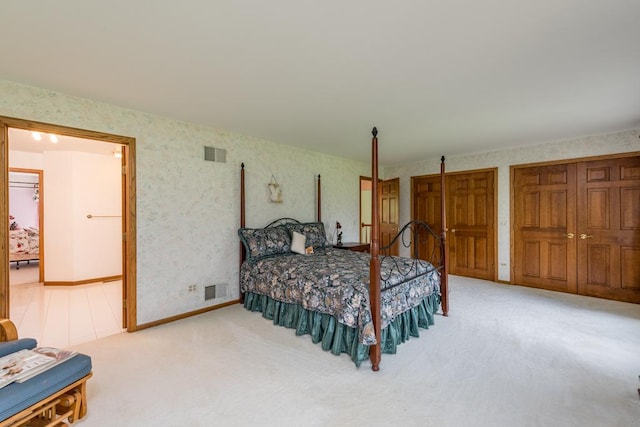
[205,284,227,300]
[204,285,216,300]
[204,146,227,163]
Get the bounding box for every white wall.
[10,151,44,170]
[6,79,634,323]
[1,79,369,324]
[41,151,122,281]
[72,151,122,280]
[384,130,640,281]
[9,153,44,231]
[9,175,39,229]
[44,151,75,279]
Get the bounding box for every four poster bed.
[238,128,449,370]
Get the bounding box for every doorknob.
[451,229,456,233]
[563,233,574,239]
[579,233,594,240]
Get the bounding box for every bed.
[238,128,449,370]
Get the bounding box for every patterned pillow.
[238,225,291,262]
[286,222,328,248]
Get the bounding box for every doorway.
[0,117,137,332]
[359,176,400,255]
[8,169,44,284]
[359,177,372,243]
[512,154,640,303]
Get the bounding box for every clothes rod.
[86,214,121,219]
[9,180,39,185]
[9,184,38,188]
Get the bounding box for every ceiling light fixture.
[113,151,123,159]
[32,131,42,141]
[49,134,58,143]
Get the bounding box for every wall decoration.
[268,175,282,203]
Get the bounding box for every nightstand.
[333,242,370,253]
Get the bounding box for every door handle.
[579,233,593,240]
[451,229,456,233]
[563,233,574,239]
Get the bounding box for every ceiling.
[1,1,639,165]
[8,128,121,156]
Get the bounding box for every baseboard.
[496,279,511,285]
[44,275,122,287]
[135,299,240,331]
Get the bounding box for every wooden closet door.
[513,164,578,293]
[412,176,442,263]
[413,170,496,280]
[447,170,496,281]
[576,157,640,303]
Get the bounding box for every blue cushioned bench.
[0,319,93,427]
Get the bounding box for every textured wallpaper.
[385,130,640,281]
[0,80,369,324]
[3,79,638,322]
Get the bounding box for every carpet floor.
[69,275,640,426]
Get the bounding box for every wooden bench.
[0,319,92,427]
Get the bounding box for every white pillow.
[291,231,307,254]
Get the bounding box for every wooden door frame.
[359,176,372,243]
[8,167,44,283]
[509,151,640,286]
[0,116,138,332]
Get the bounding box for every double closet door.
[513,155,640,303]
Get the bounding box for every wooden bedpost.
[440,156,449,316]
[317,174,321,222]
[239,163,246,304]
[369,127,381,371]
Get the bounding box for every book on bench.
[0,347,77,389]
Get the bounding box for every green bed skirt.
[243,291,441,367]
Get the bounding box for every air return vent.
[205,284,228,300]
[204,285,216,300]
[204,146,227,163]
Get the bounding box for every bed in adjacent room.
[8,224,39,270]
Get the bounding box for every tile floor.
[9,261,124,348]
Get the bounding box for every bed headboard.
[263,218,302,228]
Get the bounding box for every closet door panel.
[577,157,640,303]
[412,177,442,265]
[447,170,496,281]
[513,163,577,293]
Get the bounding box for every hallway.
[9,261,123,348]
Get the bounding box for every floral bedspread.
[240,248,440,345]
